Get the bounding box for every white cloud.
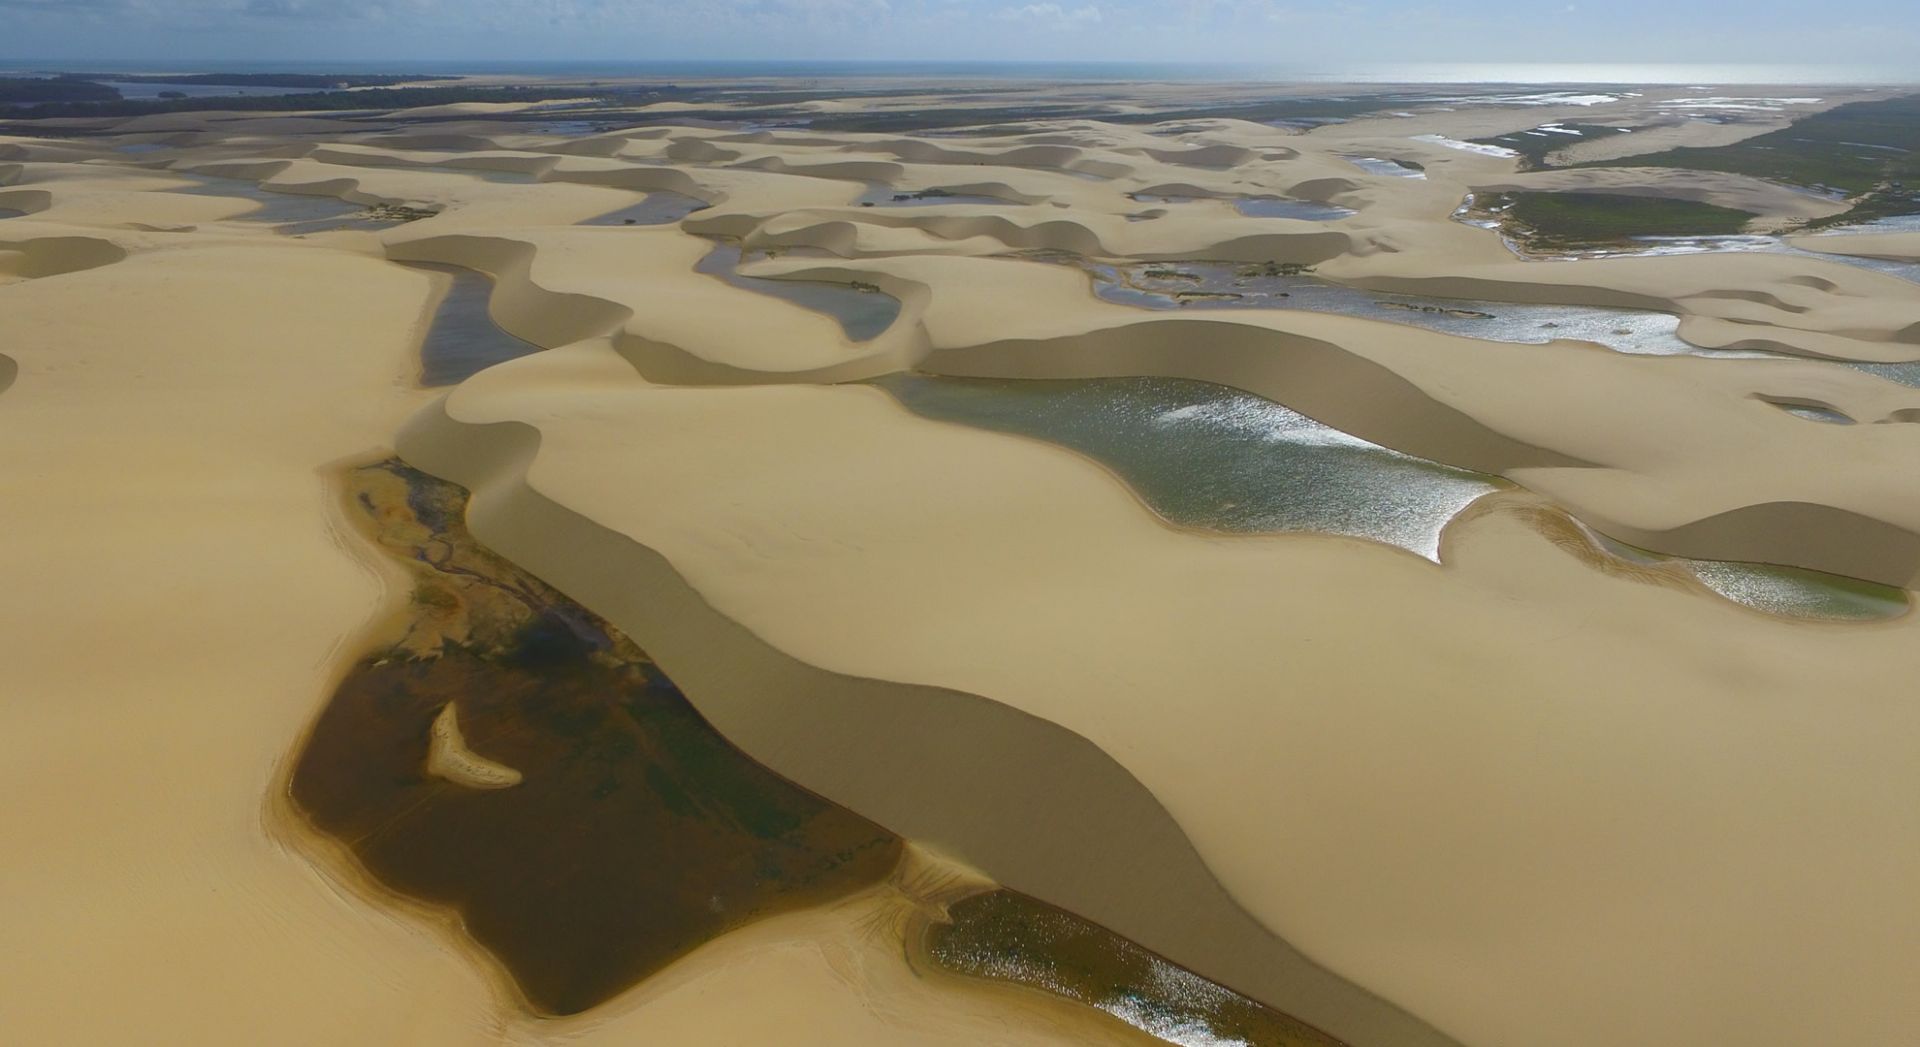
[995,2,1102,28]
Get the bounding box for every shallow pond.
[1235,196,1357,221]
[1842,360,1920,388]
[1085,260,1699,356]
[1614,234,1920,281]
[1770,401,1854,424]
[164,174,387,233]
[855,185,1010,207]
[581,191,711,225]
[1485,220,1920,284]
[880,372,1908,620]
[927,890,1344,1047]
[1131,193,1354,221]
[1585,527,1908,622]
[1343,155,1426,178]
[875,373,1497,561]
[1817,213,1920,235]
[406,262,541,386]
[697,241,900,342]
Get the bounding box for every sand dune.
[3,81,1917,1047]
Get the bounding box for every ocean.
[1,59,1915,85]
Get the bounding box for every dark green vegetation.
[789,92,1421,133]
[1474,122,1629,168]
[0,76,120,105]
[1105,93,1432,127]
[927,890,1348,1046]
[59,72,458,89]
[7,83,692,120]
[292,460,903,1014]
[1498,191,1755,246]
[807,104,1096,133]
[0,74,1453,136]
[1593,93,1920,225]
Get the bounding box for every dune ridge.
[394,395,1464,1047]
[4,81,1918,1047]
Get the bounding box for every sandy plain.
[1,78,1917,1047]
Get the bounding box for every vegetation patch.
[1474,122,1631,168]
[55,72,459,89]
[1581,93,1920,224]
[0,76,121,105]
[1498,190,1755,246]
[362,202,438,223]
[293,459,903,1015]
[4,82,692,120]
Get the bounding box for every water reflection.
[1583,526,1908,622]
[927,890,1345,1047]
[1083,259,1699,356]
[1843,360,1920,388]
[1812,213,1920,235]
[1131,193,1354,221]
[1768,401,1854,424]
[405,262,541,386]
[875,373,1497,561]
[1235,196,1356,221]
[1491,224,1920,284]
[1343,155,1426,178]
[880,372,1908,620]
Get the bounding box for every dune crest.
[4,77,1918,1047]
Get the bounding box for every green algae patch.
[291,459,902,1015]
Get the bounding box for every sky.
[1,0,1917,72]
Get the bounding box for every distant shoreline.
[1,58,1917,85]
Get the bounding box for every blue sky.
[1,0,1916,69]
